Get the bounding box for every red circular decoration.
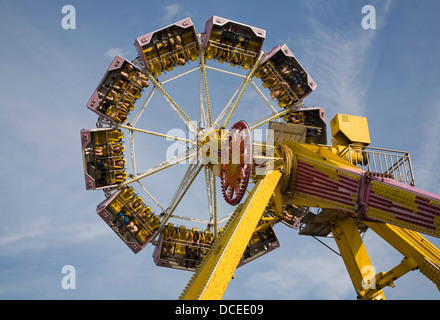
[220,121,253,206]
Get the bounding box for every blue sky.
[0,0,439,300]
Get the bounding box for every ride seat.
[201,230,213,254]
[109,187,135,213]
[136,206,153,225]
[175,225,188,255]
[111,171,127,184]
[148,215,161,232]
[136,227,149,242]
[108,130,124,143]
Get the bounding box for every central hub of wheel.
[197,121,253,206]
[198,128,222,165]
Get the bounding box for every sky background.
[0,0,439,300]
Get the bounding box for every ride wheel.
[220,120,253,205]
[81,16,312,255]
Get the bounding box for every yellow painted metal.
[284,141,361,173]
[330,214,386,300]
[292,156,361,210]
[365,221,440,290]
[198,43,213,126]
[281,141,362,210]
[330,114,370,147]
[280,141,440,239]
[223,52,263,128]
[365,180,440,238]
[359,255,419,300]
[175,120,440,299]
[142,67,199,132]
[179,170,282,300]
[278,138,440,297]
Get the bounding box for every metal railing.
[339,144,415,186]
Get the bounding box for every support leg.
[365,221,440,291]
[331,215,386,300]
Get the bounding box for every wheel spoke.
[204,167,218,235]
[153,158,204,240]
[161,66,199,84]
[129,130,137,176]
[141,67,199,134]
[119,146,197,187]
[199,66,208,129]
[136,180,166,212]
[131,87,156,127]
[249,103,301,130]
[198,38,213,127]
[108,122,195,145]
[213,51,264,129]
[212,73,248,129]
[249,80,278,114]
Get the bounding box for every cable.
[311,235,341,257]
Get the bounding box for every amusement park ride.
[80,16,440,300]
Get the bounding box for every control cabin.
[87,56,148,123]
[80,128,127,190]
[270,107,327,146]
[203,16,266,69]
[134,17,199,77]
[96,186,160,253]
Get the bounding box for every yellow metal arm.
[282,140,440,297]
[365,221,440,290]
[359,256,419,300]
[179,170,282,300]
[281,141,440,239]
[178,127,440,300]
[330,212,386,300]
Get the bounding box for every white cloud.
[162,4,181,25]
[105,47,126,59]
[412,95,440,195]
[306,27,374,116]
[301,0,394,116]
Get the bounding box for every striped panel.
[366,180,440,238]
[293,159,361,211]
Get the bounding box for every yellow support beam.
[365,221,440,290]
[179,170,282,300]
[282,141,440,239]
[359,256,419,300]
[330,214,386,300]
